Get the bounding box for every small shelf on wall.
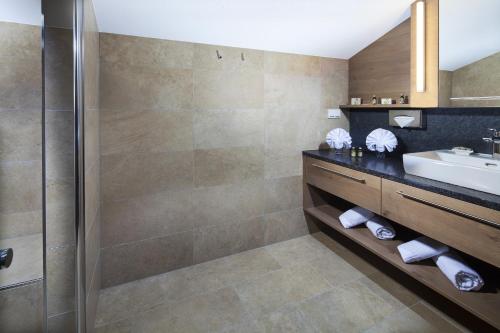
[339,104,413,109]
[304,204,500,330]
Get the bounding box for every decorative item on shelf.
[399,93,408,104]
[366,128,398,158]
[381,98,393,105]
[451,147,473,156]
[351,147,357,157]
[371,95,378,105]
[326,128,352,155]
[351,97,362,105]
[357,147,363,157]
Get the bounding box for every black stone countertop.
[303,150,500,211]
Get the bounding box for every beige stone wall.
[0,21,44,332]
[99,33,349,287]
[0,22,42,241]
[438,70,452,107]
[450,52,500,107]
[84,0,101,329]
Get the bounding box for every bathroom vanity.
[303,150,500,329]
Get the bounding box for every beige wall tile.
[46,202,75,248]
[0,110,41,161]
[100,33,194,70]
[101,189,195,247]
[191,180,265,228]
[264,175,303,214]
[264,52,321,77]
[101,150,194,201]
[0,161,42,214]
[193,109,265,149]
[193,217,266,263]
[0,281,43,333]
[47,246,76,316]
[100,65,193,111]
[47,311,75,333]
[193,43,264,71]
[101,109,193,155]
[0,210,42,240]
[0,57,41,111]
[193,68,264,109]
[101,231,193,287]
[263,208,308,245]
[99,33,349,286]
[0,22,41,60]
[264,73,321,112]
[194,146,264,187]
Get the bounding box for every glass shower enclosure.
[0,0,100,331]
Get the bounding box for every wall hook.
[216,50,222,60]
[241,52,245,61]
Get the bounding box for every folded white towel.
[433,252,484,291]
[366,128,398,152]
[339,206,374,229]
[366,216,396,240]
[397,236,449,263]
[326,128,352,150]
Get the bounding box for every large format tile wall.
[84,0,101,330]
[99,33,349,287]
[0,21,44,332]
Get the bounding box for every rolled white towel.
[326,128,352,150]
[366,128,398,152]
[397,236,449,263]
[366,216,395,240]
[338,206,374,229]
[433,252,484,291]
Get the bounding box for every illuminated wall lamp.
[415,1,426,93]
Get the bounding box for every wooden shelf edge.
[340,104,413,109]
[304,205,500,329]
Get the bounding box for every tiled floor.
[95,232,469,333]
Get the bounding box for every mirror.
[439,0,500,107]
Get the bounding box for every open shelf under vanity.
[302,153,500,330]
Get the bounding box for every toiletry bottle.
[371,95,377,105]
[399,93,405,104]
[351,147,357,157]
[357,147,363,157]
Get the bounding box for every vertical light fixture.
[416,0,426,92]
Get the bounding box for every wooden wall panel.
[349,19,411,104]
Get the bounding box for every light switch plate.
[327,108,341,119]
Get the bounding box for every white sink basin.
[403,150,500,195]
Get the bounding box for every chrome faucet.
[482,128,500,158]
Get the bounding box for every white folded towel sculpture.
[338,206,374,228]
[366,216,396,240]
[433,252,484,291]
[397,236,449,263]
[366,128,398,152]
[326,128,352,150]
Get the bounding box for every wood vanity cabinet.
[303,157,381,214]
[382,179,500,268]
[303,155,500,329]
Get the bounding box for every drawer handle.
[312,164,366,183]
[396,190,500,229]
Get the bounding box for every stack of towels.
[397,236,484,291]
[366,128,398,152]
[338,206,396,240]
[326,128,352,150]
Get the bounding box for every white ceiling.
[93,0,413,59]
[0,0,41,26]
[440,0,500,71]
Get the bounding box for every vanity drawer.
[304,157,381,214]
[382,179,500,267]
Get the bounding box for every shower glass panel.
[0,2,44,290]
[0,1,45,331]
[43,0,78,331]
